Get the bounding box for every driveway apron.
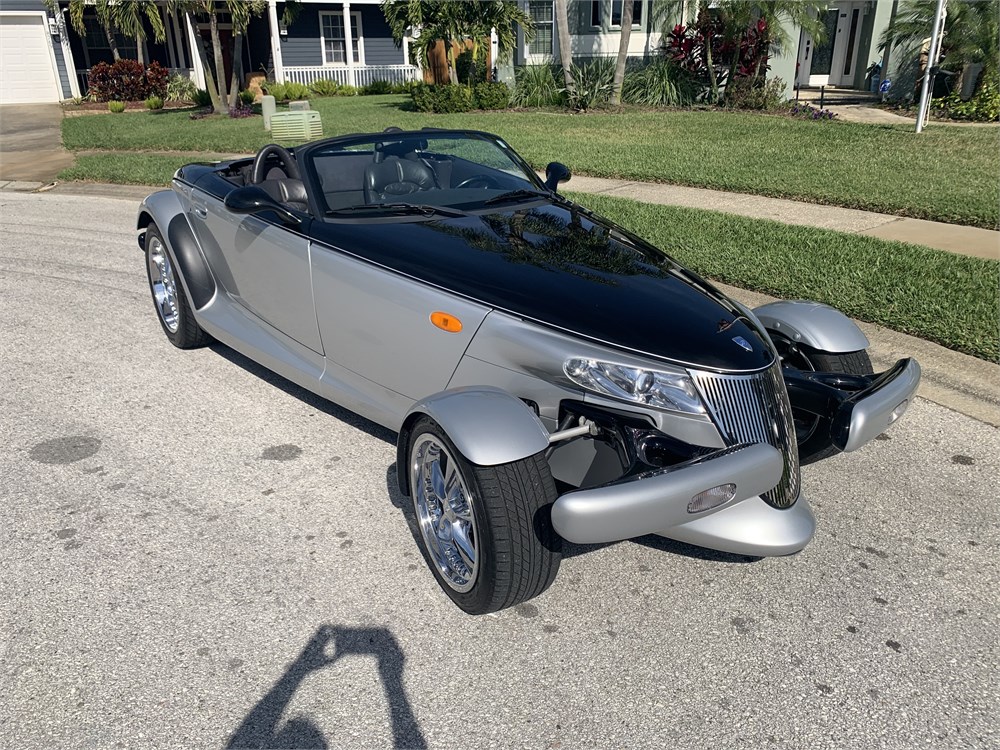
[0,103,74,182]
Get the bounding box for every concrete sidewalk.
[567,175,1000,261]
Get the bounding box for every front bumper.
[833,358,921,452]
[550,442,815,556]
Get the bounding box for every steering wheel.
[251,143,301,184]
[455,174,503,190]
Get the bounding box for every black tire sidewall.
[144,223,209,349]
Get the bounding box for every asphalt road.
[1,190,997,750]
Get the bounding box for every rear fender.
[137,190,216,310]
[396,387,550,496]
[754,300,869,354]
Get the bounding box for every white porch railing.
[282,64,419,88]
[76,67,194,96]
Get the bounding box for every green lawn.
[61,95,999,228]
[566,192,998,361]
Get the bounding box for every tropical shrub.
[192,89,213,107]
[336,84,359,96]
[621,59,697,106]
[107,100,126,114]
[362,79,393,95]
[238,89,256,105]
[725,76,787,110]
[511,64,562,107]
[933,78,1000,121]
[87,60,168,102]
[411,83,474,113]
[263,81,310,101]
[391,80,422,95]
[165,73,198,103]
[564,58,615,111]
[144,95,164,110]
[456,49,488,85]
[309,78,340,96]
[473,81,510,110]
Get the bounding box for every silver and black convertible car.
[137,128,921,614]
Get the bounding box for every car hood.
[310,202,774,371]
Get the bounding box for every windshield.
[305,132,546,216]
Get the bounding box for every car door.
[189,185,323,354]
[308,237,491,418]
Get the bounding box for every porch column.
[342,2,356,87]
[185,13,207,89]
[53,8,81,98]
[267,0,285,83]
[170,9,187,69]
[162,5,178,70]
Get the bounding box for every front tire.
[144,222,211,349]
[774,336,874,464]
[407,416,561,614]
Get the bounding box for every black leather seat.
[259,178,309,212]
[364,156,436,202]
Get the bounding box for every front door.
[801,3,866,87]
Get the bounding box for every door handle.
[191,204,208,219]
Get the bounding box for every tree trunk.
[209,11,229,113]
[705,33,719,103]
[446,37,457,85]
[554,0,574,93]
[187,11,223,114]
[229,30,244,110]
[610,0,636,105]
[104,24,121,61]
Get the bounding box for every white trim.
[319,9,364,67]
[55,9,81,98]
[267,0,284,82]
[163,5,178,69]
[0,11,64,102]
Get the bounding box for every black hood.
[310,202,774,371]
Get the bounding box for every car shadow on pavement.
[209,343,395,445]
[226,625,428,750]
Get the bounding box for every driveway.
[0,103,74,182]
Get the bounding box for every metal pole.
[916,0,946,133]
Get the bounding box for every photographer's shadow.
[227,625,427,750]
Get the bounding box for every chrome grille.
[689,364,800,508]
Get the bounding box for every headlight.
[563,358,707,416]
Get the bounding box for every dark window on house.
[83,16,137,58]
[528,1,553,55]
[611,0,642,28]
[591,0,601,27]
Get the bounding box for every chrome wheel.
[147,235,179,333]
[410,433,479,593]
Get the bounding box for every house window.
[591,1,601,27]
[611,0,643,28]
[83,16,136,58]
[320,11,363,65]
[528,1,553,56]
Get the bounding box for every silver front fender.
[396,386,550,496]
[754,300,869,353]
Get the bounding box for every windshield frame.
[296,129,550,219]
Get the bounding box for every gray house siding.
[51,35,72,97]
[277,3,403,67]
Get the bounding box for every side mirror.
[544,162,571,192]
[224,186,301,225]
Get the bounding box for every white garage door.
[0,15,62,104]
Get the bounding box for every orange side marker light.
[430,311,463,333]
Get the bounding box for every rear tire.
[407,416,561,615]
[144,223,211,349]
[774,336,874,464]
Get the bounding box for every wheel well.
[395,410,425,497]
[136,211,154,250]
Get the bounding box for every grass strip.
[61,96,1000,227]
[566,191,999,361]
[58,153,228,185]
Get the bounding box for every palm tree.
[170,0,266,114]
[610,1,638,106]
[110,0,166,65]
[881,0,999,94]
[554,0,574,94]
[382,0,533,85]
[59,0,122,61]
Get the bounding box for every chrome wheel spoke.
[147,237,180,334]
[410,433,479,594]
